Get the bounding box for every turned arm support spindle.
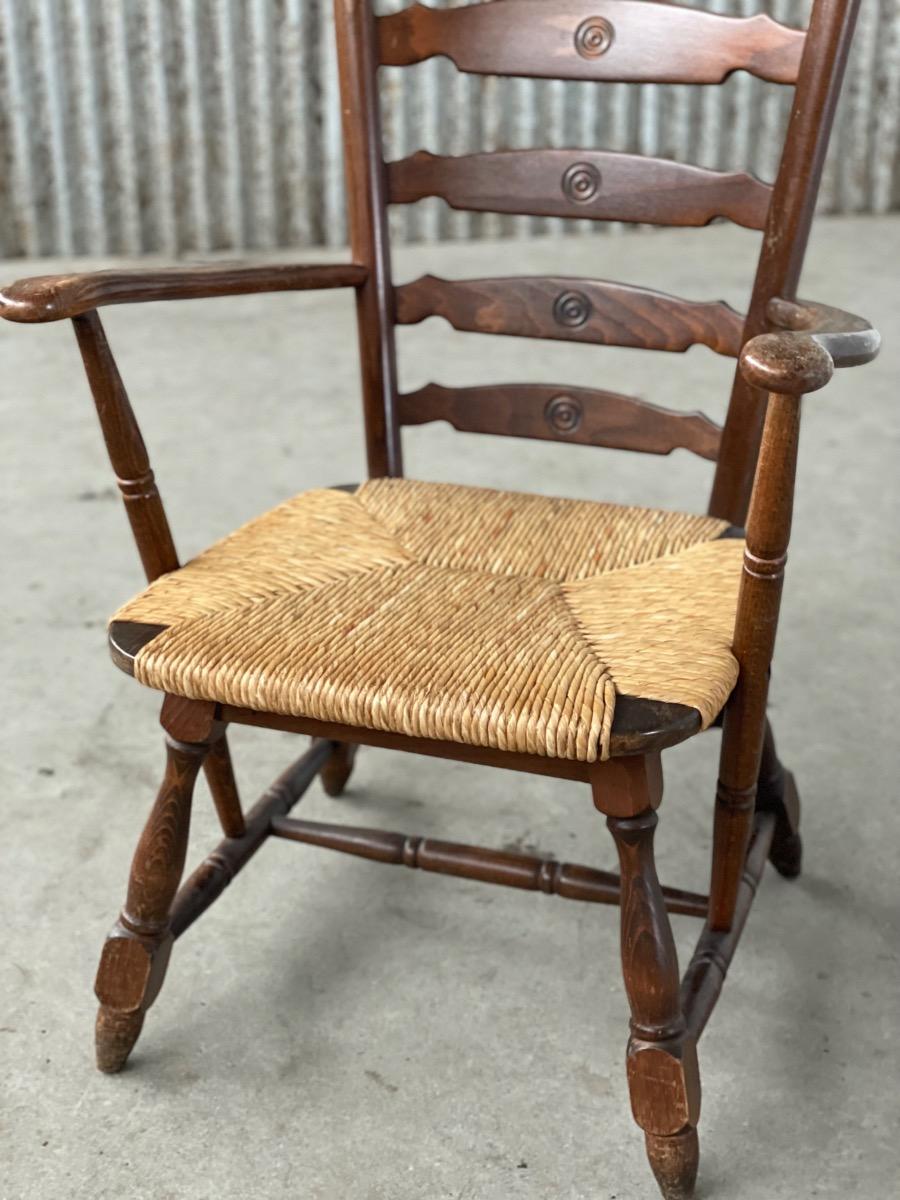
[1,262,370,837]
[0,262,368,579]
[709,299,878,931]
[72,310,179,583]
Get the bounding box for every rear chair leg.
[319,740,358,797]
[593,756,701,1200]
[94,733,206,1072]
[757,720,802,878]
[203,730,245,837]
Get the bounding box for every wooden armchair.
[0,2,879,1197]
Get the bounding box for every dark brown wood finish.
[270,815,709,917]
[202,731,245,839]
[169,740,332,939]
[593,758,701,1200]
[398,382,722,460]
[319,741,360,797]
[710,0,863,525]
[0,262,367,322]
[388,149,771,229]
[72,311,179,583]
[72,313,250,834]
[395,275,745,356]
[335,0,403,477]
[756,721,802,878]
[94,727,208,1072]
[108,621,168,674]
[681,813,774,1041]
[708,337,820,930]
[378,0,804,84]
[764,296,879,369]
[708,299,873,925]
[0,2,879,1197]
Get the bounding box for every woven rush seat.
[111,479,745,761]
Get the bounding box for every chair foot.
[319,741,358,796]
[757,722,802,879]
[93,730,205,1074]
[593,757,702,1200]
[95,1006,145,1074]
[770,820,803,878]
[646,1127,699,1200]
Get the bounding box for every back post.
[334,0,403,478]
[709,0,861,526]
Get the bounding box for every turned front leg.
[94,734,206,1072]
[593,756,700,1200]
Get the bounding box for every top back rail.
[336,0,860,525]
[378,0,806,84]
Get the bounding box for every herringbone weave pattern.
[113,479,743,760]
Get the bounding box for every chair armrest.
[0,261,368,323]
[739,297,880,395]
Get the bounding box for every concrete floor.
[1,218,898,1200]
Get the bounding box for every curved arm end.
[740,332,834,395]
[741,297,881,395]
[0,262,369,323]
[0,275,74,323]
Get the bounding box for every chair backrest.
[333,0,861,527]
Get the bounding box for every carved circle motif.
[552,289,592,328]
[574,16,615,59]
[545,394,583,435]
[561,161,601,205]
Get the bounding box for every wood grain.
[94,733,207,1072]
[710,388,802,930]
[766,296,880,369]
[709,0,863,525]
[378,0,805,84]
[602,794,701,1198]
[395,275,745,356]
[681,812,775,1041]
[169,740,331,939]
[270,815,709,917]
[0,262,367,323]
[739,330,834,396]
[398,382,722,460]
[5,2,876,1193]
[72,311,180,584]
[335,0,403,477]
[387,149,771,230]
[202,731,245,839]
[319,741,360,797]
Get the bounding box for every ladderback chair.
[0,2,880,1196]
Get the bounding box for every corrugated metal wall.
[0,0,898,258]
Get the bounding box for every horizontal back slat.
[399,382,722,460]
[395,275,746,356]
[388,149,771,230]
[378,0,805,85]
